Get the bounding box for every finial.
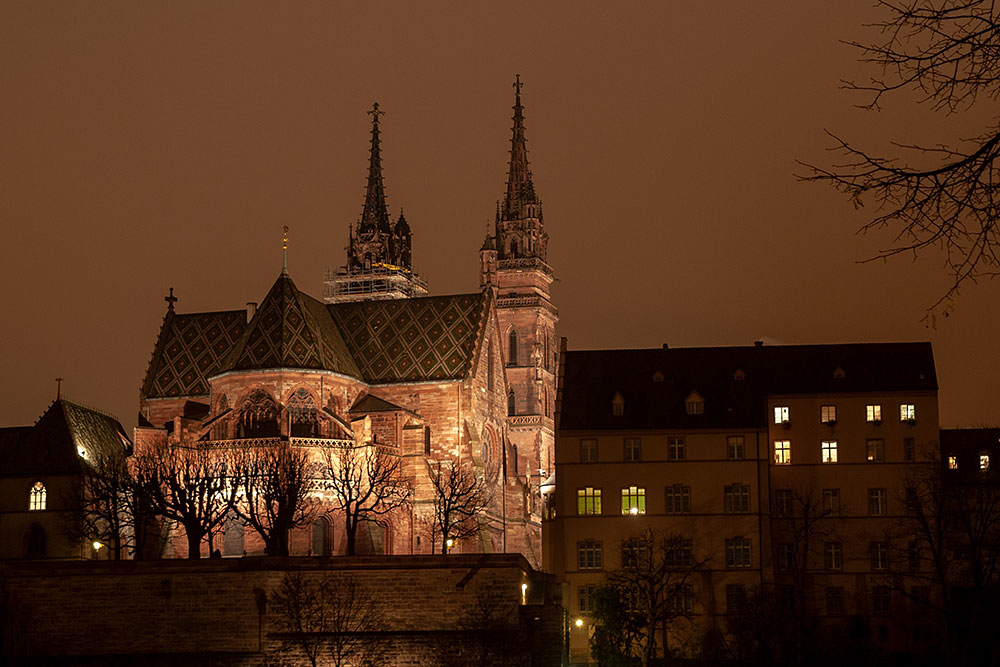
[55,377,64,401]
[368,102,384,123]
[164,287,177,311]
[513,74,522,97]
[282,225,289,275]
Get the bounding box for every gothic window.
[312,516,332,556]
[212,394,229,440]
[481,427,494,467]
[29,481,46,511]
[288,388,319,438]
[508,390,516,416]
[25,524,46,559]
[222,513,244,557]
[508,329,518,366]
[237,390,279,439]
[510,240,519,258]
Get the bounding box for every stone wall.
[2,554,562,666]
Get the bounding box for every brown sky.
[1,1,997,430]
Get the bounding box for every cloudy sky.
[2,1,996,429]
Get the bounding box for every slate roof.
[141,309,247,398]
[0,399,131,477]
[559,343,937,431]
[140,274,490,400]
[328,292,488,384]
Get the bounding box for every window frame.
[665,484,691,514]
[577,487,602,515]
[824,541,843,570]
[866,404,882,423]
[821,440,838,464]
[667,436,686,461]
[900,404,916,421]
[621,486,646,515]
[774,406,790,424]
[577,540,603,570]
[623,437,641,462]
[867,438,885,462]
[774,440,791,465]
[821,405,837,423]
[869,488,888,516]
[724,483,750,514]
[822,488,840,513]
[725,537,752,568]
[727,435,745,460]
[775,489,792,517]
[871,541,888,570]
[580,438,598,463]
[29,481,47,512]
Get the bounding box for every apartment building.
[546,341,939,663]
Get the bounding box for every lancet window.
[287,388,319,438]
[237,390,279,439]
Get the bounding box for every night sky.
[2,2,997,430]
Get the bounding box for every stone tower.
[481,76,558,477]
[324,103,427,304]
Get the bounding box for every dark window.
[825,542,842,570]
[904,437,915,462]
[726,584,747,612]
[665,539,693,568]
[508,329,518,366]
[869,488,887,516]
[237,389,279,438]
[580,439,597,463]
[777,543,794,570]
[577,540,603,570]
[727,436,745,459]
[507,390,516,416]
[726,537,751,568]
[223,513,244,556]
[623,437,641,461]
[668,437,685,460]
[287,388,318,438]
[776,489,793,517]
[725,484,750,513]
[668,584,694,613]
[867,439,885,462]
[25,524,46,559]
[826,586,844,615]
[873,586,890,615]
[665,485,691,513]
[871,541,888,570]
[312,517,331,556]
[578,584,597,613]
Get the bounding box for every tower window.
[29,481,46,511]
[507,390,516,416]
[507,329,518,367]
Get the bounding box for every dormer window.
[833,367,846,379]
[733,368,746,381]
[685,391,705,415]
[980,452,990,471]
[652,371,665,383]
[612,392,625,417]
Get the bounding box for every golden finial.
[281,226,289,275]
[282,225,289,251]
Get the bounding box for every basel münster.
[136,79,556,566]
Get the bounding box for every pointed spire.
[164,287,177,311]
[359,102,391,235]
[503,74,537,221]
[281,225,289,275]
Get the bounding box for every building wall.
[1,554,562,666]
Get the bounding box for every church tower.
[481,76,558,477]
[324,103,427,304]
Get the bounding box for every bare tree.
[63,448,131,559]
[321,442,410,556]
[139,442,239,559]
[800,1,1000,319]
[268,571,387,667]
[591,529,708,667]
[232,441,319,556]
[428,458,492,554]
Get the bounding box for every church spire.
[503,75,538,221]
[359,102,390,235]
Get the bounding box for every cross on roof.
[165,287,177,310]
[367,102,384,122]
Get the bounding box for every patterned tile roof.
[141,309,248,399]
[328,292,488,384]
[222,274,361,377]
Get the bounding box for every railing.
[508,415,554,427]
[201,437,356,449]
[497,257,552,273]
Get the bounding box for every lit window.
[685,391,704,415]
[867,439,885,462]
[665,539,693,567]
[822,488,840,513]
[777,543,794,570]
[867,404,882,422]
[727,436,745,460]
[774,406,789,424]
[826,586,844,615]
[775,489,792,517]
[621,486,646,515]
[980,452,990,471]
[871,541,888,570]
[577,540,603,570]
[948,455,958,470]
[872,586,890,615]
[665,485,691,513]
[821,441,838,463]
[824,542,842,570]
[578,584,597,613]
[724,484,750,513]
[29,481,46,511]
[580,438,597,463]
[774,440,791,465]
[612,392,624,417]
[623,437,641,462]
[668,437,686,461]
[904,438,915,462]
[900,404,916,421]
[725,537,752,568]
[869,488,887,516]
[577,487,602,515]
[726,584,747,612]
[821,405,837,423]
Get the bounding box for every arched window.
[510,240,519,258]
[212,395,229,440]
[312,516,332,556]
[508,329,518,367]
[237,390,279,438]
[508,390,516,416]
[223,513,244,557]
[288,388,319,438]
[25,524,46,559]
[29,481,46,511]
[482,427,494,467]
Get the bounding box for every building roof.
[559,342,937,431]
[328,292,488,384]
[140,277,491,400]
[349,393,411,414]
[0,399,131,477]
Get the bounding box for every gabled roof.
[221,273,361,377]
[328,292,488,384]
[349,393,411,414]
[559,342,937,431]
[0,399,131,476]
[141,309,247,398]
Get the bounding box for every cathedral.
[135,79,556,566]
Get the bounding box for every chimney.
[246,302,257,322]
[754,340,763,347]
[662,343,669,349]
